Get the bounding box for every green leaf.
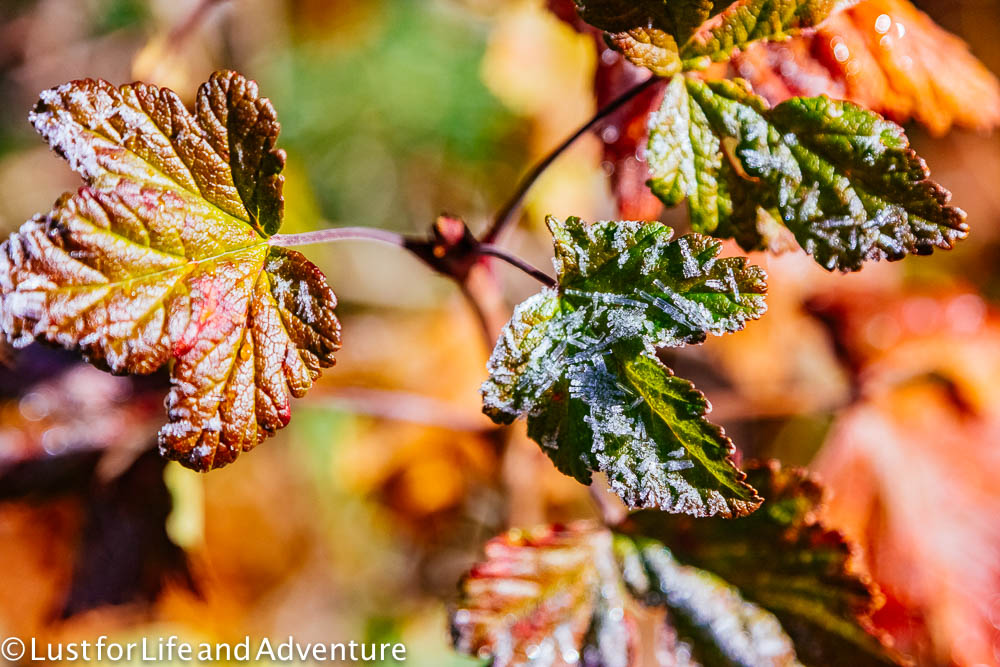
[451,524,633,667]
[646,76,968,271]
[618,461,907,666]
[482,216,766,517]
[575,0,847,73]
[0,71,341,471]
[682,0,843,67]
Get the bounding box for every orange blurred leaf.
[734,0,1000,136]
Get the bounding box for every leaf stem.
[269,227,407,248]
[482,75,661,244]
[478,243,556,287]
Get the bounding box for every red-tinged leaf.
[810,289,1000,665]
[452,524,635,667]
[733,0,1000,136]
[0,71,341,471]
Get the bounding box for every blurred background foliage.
[0,0,999,665]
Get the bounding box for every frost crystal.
[639,545,802,667]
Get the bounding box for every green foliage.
[482,216,766,517]
[0,71,341,471]
[453,464,906,667]
[646,76,968,270]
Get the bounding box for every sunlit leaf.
[682,0,844,67]
[0,71,341,471]
[606,29,683,78]
[451,523,634,667]
[646,75,967,271]
[482,216,766,517]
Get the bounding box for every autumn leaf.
[682,0,845,67]
[482,216,766,518]
[733,0,1000,136]
[451,524,634,667]
[809,289,1000,665]
[645,75,968,271]
[0,71,341,471]
[454,464,906,666]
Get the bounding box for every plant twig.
[478,243,556,287]
[269,226,407,248]
[167,0,228,45]
[308,387,495,432]
[482,76,661,244]
[589,478,628,525]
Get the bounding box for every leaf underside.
[453,463,906,667]
[482,216,766,518]
[0,71,341,471]
[646,75,967,271]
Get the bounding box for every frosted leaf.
[482,216,765,518]
[646,75,967,271]
[619,537,803,667]
[577,0,857,80]
[0,71,341,471]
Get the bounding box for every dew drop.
[874,13,891,34]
